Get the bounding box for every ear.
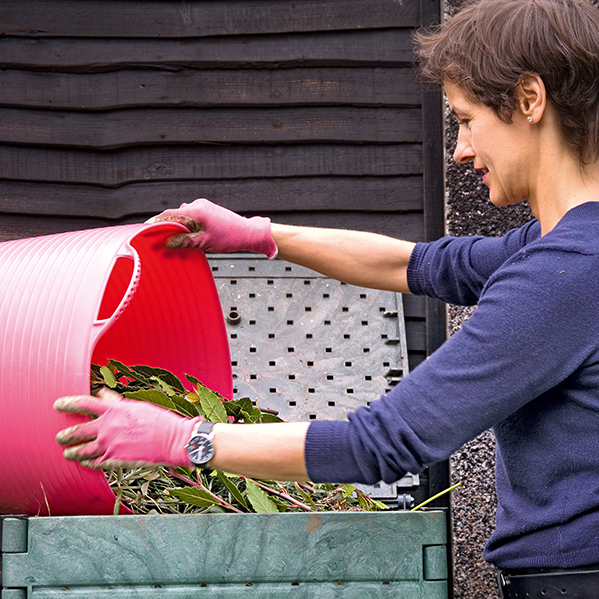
[517,74,547,124]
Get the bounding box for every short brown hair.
[414,0,599,163]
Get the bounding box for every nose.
[453,128,475,164]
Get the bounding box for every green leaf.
[215,471,249,510]
[169,487,220,508]
[100,366,118,388]
[198,386,228,423]
[133,365,186,393]
[245,480,278,513]
[122,389,177,412]
[259,413,284,423]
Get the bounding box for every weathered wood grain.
[0,30,415,71]
[0,211,425,243]
[0,144,422,185]
[0,68,420,110]
[0,0,419,38]
[0,177,423,218]
[0,107,422,148]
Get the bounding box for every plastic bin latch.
[423,544,448,581]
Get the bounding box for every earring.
[527,116,533,123]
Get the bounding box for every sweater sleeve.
[407,220,541,305]
[304,241,599,484]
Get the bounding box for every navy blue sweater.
[305,202,599,569]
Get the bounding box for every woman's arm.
[271,224,415,293]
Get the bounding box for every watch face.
[187,434,215,466]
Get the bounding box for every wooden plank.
[0,177,423,219]
[0,212,425,244]
[0,30,415,70]
[0,0,419,38]
[0,107,422,148]
[0,68,420,110]
[0,144,422,185]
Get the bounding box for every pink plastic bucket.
[0,223,232,516]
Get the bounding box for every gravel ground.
[442,3,534,595]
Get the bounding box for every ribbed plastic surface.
[0,223,232,516]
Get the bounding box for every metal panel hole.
[248,266,255,272]
[230,280,237,285]
[383,362,390,367]
[342,307,349,312]
[362,321,368,325]
[249,293,256,298]
[268,333,275,339]
[249,320,256,325]
[232,361,238,366]
[288,347,295,352]
[269,361,276,366]
[307,361,314,366]
[304,280,311,285]
[347,389,354,394]
[363,348,370,353]
[344,334,350,339]
[308,388,315,393]
[360,294,367,299]
[267,280,274,285]
[309,414,317,419]
[289,401,296,406]
[230,334,237,339]
[323,293,330,298]
[287,320,294,325]
[381,334,388,339]
[345,361,352,367]
[250,374,257,380]
[328,401,335,406]
[232,374,238,379]
[211,266,218,272]
[270,388,277,393]
[249,347,257,353]
[288,374,295,380]
[327,375,334,380]
[324,320,331,325]
[306,334,313,339]
[365,375,372,381]
[285,266,292,272]
[379,306,386,311]
[268,306,274,312]
[233,387,238,393]
[325,348,332,353]
[286,293,293,298]
[305,306,312,312]
[291,582,299,586]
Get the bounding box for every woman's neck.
[529,154,599,235]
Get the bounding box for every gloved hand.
[147,198,278,258]
[54,388,201,469]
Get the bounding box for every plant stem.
[167,468,244,514]
[244,477,311,511]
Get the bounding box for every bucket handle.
[89,240,142,352]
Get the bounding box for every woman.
[55,0,599,595]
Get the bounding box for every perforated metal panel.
[208,255,418,499]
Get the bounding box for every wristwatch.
[186,421,216,470]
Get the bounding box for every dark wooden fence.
[0,0,444,366]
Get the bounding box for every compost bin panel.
[2,512,447,597]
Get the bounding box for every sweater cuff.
[406,242,429,295]
[304,420,366,483]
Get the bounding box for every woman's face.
[445,81,533,208]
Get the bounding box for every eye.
[457,118,471,129]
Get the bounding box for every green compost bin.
[1,510,448,598]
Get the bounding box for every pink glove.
[148,198,278,258]
[54,388,201,469]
